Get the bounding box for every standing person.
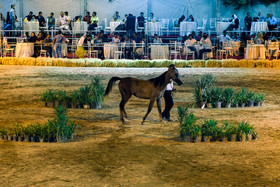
[137,12,145,29]
[43,34,53,57]
[162,64,177,121]
[244,12,252,31]
[48,12,55,30]
[83,11,91,25]
[9,4,17,30]
[52,30,68,58]
[59,11,71,34]
[37,11,46,27]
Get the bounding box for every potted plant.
[222,87,235,108]
[90,77,105,109]
[6,127,14,141]
[70,90,80,109]
[247,91,255,107]
[201,119,217,142]
[13,123,23,142]
[254,93,265,107]
[236,121,254,142]
[36,123,48,143]
[217,125,227,142]
[239,87,248,108]
[224,122,237,141]
[80,85,91,109]
[177,105,189,125]
[0,128,7,140]
[57,90,67,107]
[179,111,197,142]
[210,87,223,109]
[47,120,56,142]
[190,124,201,143]
[40,90,56,108]
[233,92,242,108]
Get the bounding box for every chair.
[114,43,125,59]
[161,19,169,36]
[170,41,181,59]
[203,52,211,60]
[104,18,111,33]
[3,38,15,57]
[70,38,79,58]
[210,18,216,31]
[185,48,195,60]
[223,41,234,57]
[197,18,207,31]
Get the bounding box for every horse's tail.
[104,77,122,96]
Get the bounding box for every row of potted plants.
[0,106,77,143]
[40,77,105,109]
[178,106,257,143]
[194,74,265,109]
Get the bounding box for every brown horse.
[104,66,183,125]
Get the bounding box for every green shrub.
[194,74,216,106]
[90,77,105,104]
[236,121,254,135]
[222,87,235,105]
[201,119,218,137]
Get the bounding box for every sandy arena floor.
[0,66,280,186]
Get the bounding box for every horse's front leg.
[156,98,163,121]
[142,98,156,125]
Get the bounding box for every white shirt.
[166,79,173,91]
[218,35,231,43]
[153,38,162,44]
[112,37,120,43]
[200,37,212,49]
[184,39,196,46]
[59,16,68,25]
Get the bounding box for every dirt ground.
[0,66,280,186]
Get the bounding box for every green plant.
[57,90,67,103]
[194,74,216,106]
[179,110,197,137]
[79,85,91,105]
[223,122,237,138]
[177,105,189,125]
[207,86,223,105]
[190,124,201,137]
[222,87,235,105]
[90,77,105,104]
[35,123,48,139]
[201,119,218,137]
[23,124,36,137]
[0,128,7,136]
[236,121,254,135]
[254,92,266,102]
[246,91,255,102]
[239,87,248,103]
[233,91,242,105]
[40,89,56,102]
[13,123,23,136]
[70,90,80,104]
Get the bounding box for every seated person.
[24,11,33,22]
[48,12,55,29]
[254,32,264,44]
[148,13,156,22]
[59,11,71,34]
[132,32,141,43]
[123,35,133,59]
[112,33,120,43]
[199,33,212,59]
[112,11,120,21]
[83,12,91,25]
[89,12,98,31]
[28,32,37,43]
[37,11,45,27]
[218,31,232,44]
[31,15,37,22]
[196,31,202,41]
[137,12,145,28]
[23,32,30,42]
[224,14,239,32]
[232,32,240,41]
[43,34,53,57]
[186,15,194,22]
[91,33,103,58]
[175,15,185,27]
[99,30,107,43]
[123,14,128,24]
[267,14,277,31]
[153,34,162,44]
[257,12,265,22]
[37,32,44,42]
[184,34,197,58]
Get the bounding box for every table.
[53,43,68,57]
[229,41,241,56]
[245,44,266,60]
[146,22,162,36]
[73,22,88,34]
[104,43,119,59]
[216,22,231,33]
[267,42,279,57]
[250,22,268,35]
[180,22,197,36]
[15,43,34,57]
[23,22,39,35]
[150,45,169,59]
[110,22,121,33]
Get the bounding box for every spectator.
[52,30,68,58]
[148,13,156,22]
[28,32,38,43]
[112,11,120,21]
[184,34,197,58]
[31,15,37,22]
[153,34,162,44]
[83,11,91,25]
[112,33,120,43]
[37,11,46,27]
[25,11,33,22]
[0,13,6,23]
[99,30,107,43]
[244,12,252,31]
[178,15,185,25]
[196,31,203,41]
[43,34,53,57]
[199,33,212,59]
[218,31,231,44]
[48,12,55,29]
[187,15,194,22]
[257,12,264,22]
[89,12,98,31]
[267,13,277,31]
[254,32,264,44]
[124,35,133,59]
[23,32,30,42]
[59,11,71,34]
[9,4,17,29]
[137,12,145,28]
[224,14,239,32]
[132,32,141,43]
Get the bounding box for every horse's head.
[167,67,183,86]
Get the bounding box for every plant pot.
[216,101,222,108]
[246,134,252,141]
[235,103,239,108]
[256,101,261,107]
[8,135,13,141]
[83,104,90,109]
[249,100,254,107]
[30,136,36,142]
[57,135,67,143]
[241,103,246,108]
[55,100,60,107]
[181,135,192,142]
[13,136,18,141]
[4,135,8,140]
[206,103,212,109]
[24,135,30,142]
[192,136,201,143]
[260,101,264,106]
[220,137,227,142]
[201,102,206,109]
[47,101,55,108]
[252,134,258,140]
[93,102,101,109]
[210,136,217,142]
[225,103,231,108]
[236,134,246,142]
[18,136,24,142]
[201,135,210,142]
[227,134,236,141]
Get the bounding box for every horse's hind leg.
[119,92,131,124]
[156,98,163,121]
[142,98,156,125]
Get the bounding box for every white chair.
[197,18,207,31]
[170,41,181,59]
[223,41,234,57]
[87,42,98,58]
[3,38,15,57]
[104,18,111,33]
[161,19,169,36]
[70,38,79,58]
[210,18,216,31]
[185,48,195,60]
[40,44,47,57]
[114,43,125,59]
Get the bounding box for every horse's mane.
[149,71,167,87]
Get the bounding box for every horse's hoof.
[141,122,145,125]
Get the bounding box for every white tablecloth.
[180,22,197,36]
[15,43,34,57]
[23,22,39,35]
[53,44,68,57]
[73,22,88,34]
[216,22,231,33]
[146,22,162,36]
[150,45,169,59]
[245,44,266,60]
[104,43,119,59]
[250,22,268,35]
[110,22,121,33]
[229,41,241,56]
